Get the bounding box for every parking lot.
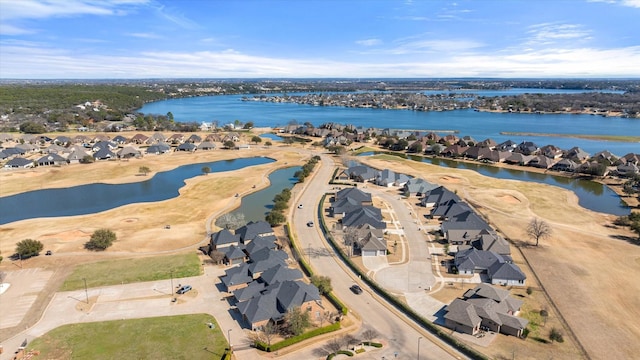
[0,268,53,330]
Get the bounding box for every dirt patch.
[440,176,461,183]
[497,194,521,204]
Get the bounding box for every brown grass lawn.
[358,155,640,360]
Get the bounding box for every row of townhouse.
[0,131,250,168]
[212,221,324,331]
[421,185,527,287]
[329,187,388,257]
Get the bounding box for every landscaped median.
[318,193,489,360]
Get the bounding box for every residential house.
[420,186,461,208]
[176,142,197,152]
[527,155,555,169]
[514,141,538,155]
[93,147,115,161]
[454,248,526,286]
[403,178,437,197]
[354,224,386,257]
[210,228,241,252]
[146,143,171,155]
[198,141,217,150]
[236,221,275,244]
[564,147,590,162]
[617,163,640,177]
[186,134,202,143]
[167,133,185,144]
[236,280,322,331]
[4,157,34,168]
[444,284,528,337]
[36,153,66,166]
[496,140,517,152]
[335,187,373,205]
[342,206,386,229]
[131,134,150,144]
[117,146,142,159]
[220,263,253,292]
[551,158,578,172]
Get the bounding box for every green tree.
[139,166,151,176]
[202,166,211,175]
[15,239,44,258]
[19,121,46,134]
[265,211,286,226]
[251,135,262,144]
[82,155,95,163]
[310,275,332,295]
[283,307,311,336]
[223,140,236,149]
[272,200,288,212]
[85,229,116,251]
[526,218,553,246]
[265,141,272,147]
[549,327,564,343]
[243,121,254,129]
[166,111,174,121]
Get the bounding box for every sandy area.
[358,155,640,360]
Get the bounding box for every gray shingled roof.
[444,298,482,328]
[260,264,303,285]
[211,228,241,248]
[236,221,274,243]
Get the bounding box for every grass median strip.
[60,253,202,291]
[27,314,226,360]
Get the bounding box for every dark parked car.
[307,221,314,227]
[176,285,192,294]
[350,284,363,294]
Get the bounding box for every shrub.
[549,327,564,343]
[256,322,341,352]
[526,287,533,295]
[337,350,354,356]
[363,341,383,348]
[355,348,365,354]
[85,229,116,251]
[15,239,44,258]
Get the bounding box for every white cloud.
[127,32,161,39]
[588,0,640,7]
[1,40,639,79]
[356,39,382,47]
[0,0,148,35]
[526,23,591,46]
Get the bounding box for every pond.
[356,152,629,216]
[0,156,274,225]
[259,133,283,141]
[227,166,301,223]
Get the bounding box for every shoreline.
[352,144,639,211]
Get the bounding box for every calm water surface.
[0,157,274,225]
[138,90,639,155]
[228,166,301,223]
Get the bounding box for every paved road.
[291,152,466,360]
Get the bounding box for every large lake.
[138,88,639,155]
[0,157,274,225]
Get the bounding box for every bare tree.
[0,271,6,286]
[361,328,379,343]
[209,250,225,264]
[343,334,358,351]
[319,310,334,327]
[326,337,343,354]
[262,322,278,347]
[343,227,360,256]
[215,212,246,230]
[526,218,552,246]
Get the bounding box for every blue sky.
[1,0,639,79]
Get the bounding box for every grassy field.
[27,314,227,360]
[60,253,202,291]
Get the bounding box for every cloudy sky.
[1,0,639,79]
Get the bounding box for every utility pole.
[83,278,89,304]
[417,336,423,360]
[170,270,174,293]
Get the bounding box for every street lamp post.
[227,328,232,350]
[83,278,89,304]
[417,336,423,360]
[170,270,174,294]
